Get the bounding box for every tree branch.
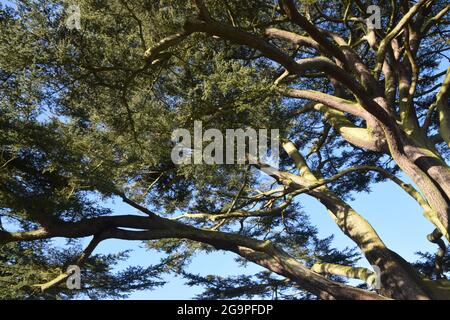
[279,0,347,63]
[34,233,106,292]
[427,228,447,280]
[435,67,450,147]
[265,27,320,50]
[144,31,192,62]
[312,263,377,287]
[281,88,368,118]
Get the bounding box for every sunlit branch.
[312,263,377,287]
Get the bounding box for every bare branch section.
[280,88,388,151]
[281,89,366,118]
[421,4,450,33]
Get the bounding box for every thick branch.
[265,27,320,50]
[144,32,192,62]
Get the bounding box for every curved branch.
[171,199,291,222]
[101,226,387,300]
[183,18,376,108]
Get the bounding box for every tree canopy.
[0,0,449,300]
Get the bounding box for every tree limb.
[312,263,377,287]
